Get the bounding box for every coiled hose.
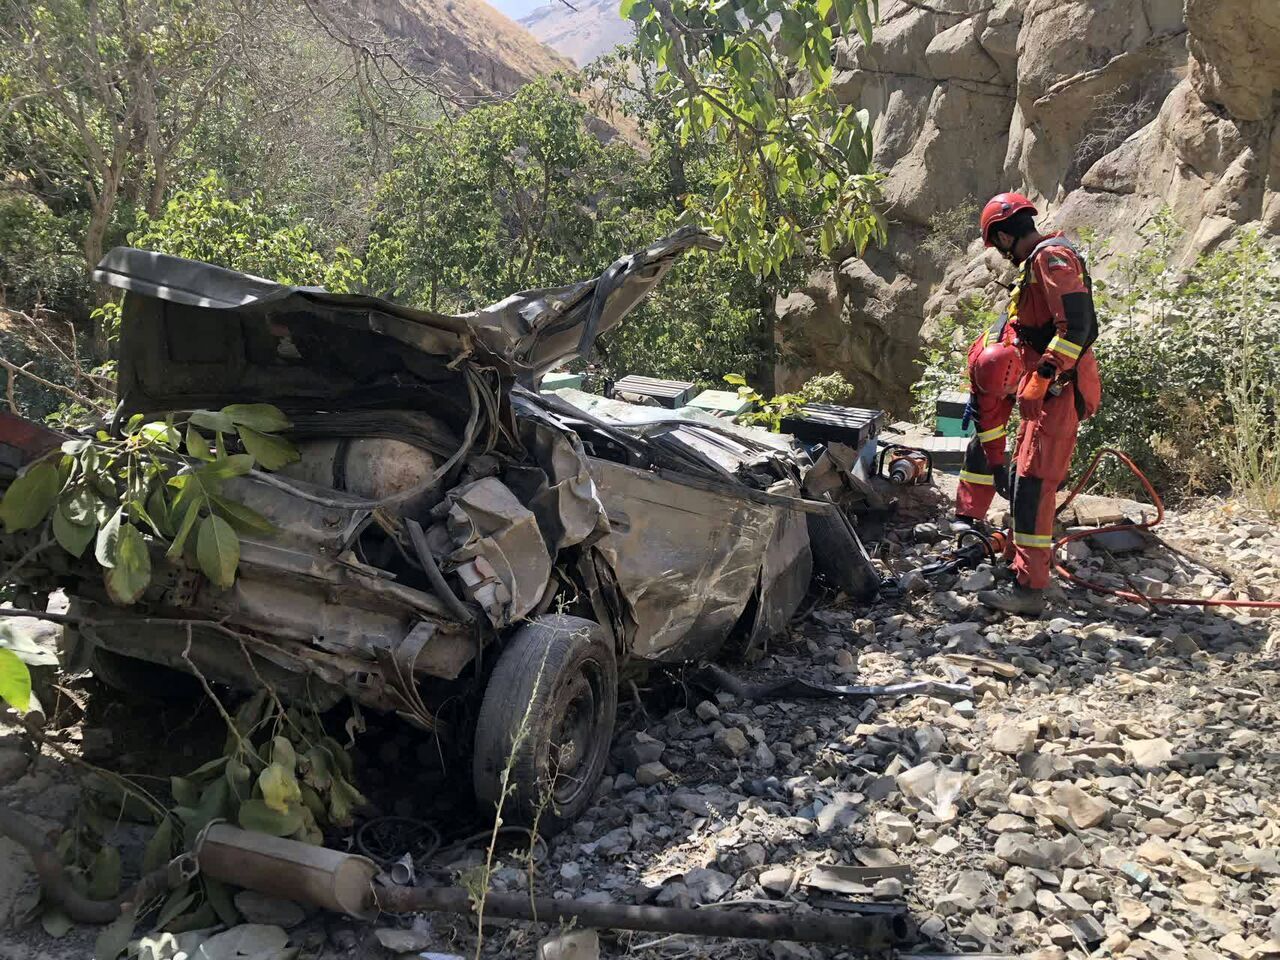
[1053,447,1280,610]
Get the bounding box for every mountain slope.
[360,0,577,100]
[520,0,634,67]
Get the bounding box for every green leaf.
[208,495,276,537]
[270,736,297,772]
[196,515,239,589]
[237,427,299,471]
[237,798,304,836]
[62,485,100,525]
[184,425,213,462]
[155,889,196,932]
[143,817,174,874]
[170,777,199,808]
[88,845,121,900]
[186,755,230,781]
[95,507,123,568]
[165,493,202,560]
[53,505,96,558]
[0,650,32,712]
[327,775,364,827]
[93,905,136,960]
[203,877,240,927]
[852,3,873,45]
[186,410,235,433]
[258,763,301,814]
[183,779,230,839]
[0,460,59,532]
[41,907,72,938]
[221,403,290,433]
[162,900,215,935]
[301,746,332,791]
[145,485,173,538]
[104,524,151,605]
[196,454,254,483]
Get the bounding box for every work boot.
[978,583,1046,616]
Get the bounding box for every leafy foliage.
[55,691,365,940]
[1080,226,1280,507]
[625,0,885,275]
[0,193,89,316]
[129,173,361,290]
[909,296,998,429]
[921,197,980,261]
[0,404,299,603]
[363,78,623,310]
[726,370,858,431]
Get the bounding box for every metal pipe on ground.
[195,823,380,920]
[196,824,906,947]
[374,885,907,947]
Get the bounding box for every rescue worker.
[973,192,1103,615]
[955,330,1024,525]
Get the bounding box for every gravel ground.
[1,486,1278,960]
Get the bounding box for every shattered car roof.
[93,228,722,388]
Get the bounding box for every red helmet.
[980,192,1038,247]
[973,341,1024,398]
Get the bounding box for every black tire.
[90,648,201,700]
[473,615,617,835]
[807,504,881,602]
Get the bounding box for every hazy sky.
[489,0,549,20]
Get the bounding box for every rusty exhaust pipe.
[195,823,379,920]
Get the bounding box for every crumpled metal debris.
[434,478,552,628]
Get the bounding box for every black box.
[780,403,885,449]
[612,375,697,409]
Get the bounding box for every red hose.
[1052,448,1280,610]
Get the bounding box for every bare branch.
[0,355,110,412]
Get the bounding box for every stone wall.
[776,0,1279,414]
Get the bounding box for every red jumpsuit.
[1006,234,1103,589]
[955,323,1021,522]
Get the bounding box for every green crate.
[688,389,753,417]
[540,370,584,392]
[936,415,974,439]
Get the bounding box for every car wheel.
[472,615,617,836]
[90,648,201,700]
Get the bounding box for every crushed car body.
[0,227,879,828]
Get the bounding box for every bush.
[910,296,997,428]
[129,173,360,289]
[1082,228,1280,510]
[0,192,89,316]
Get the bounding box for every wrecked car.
[0,228,878,831]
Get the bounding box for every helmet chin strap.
[996,236,1024,265]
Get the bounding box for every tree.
[623,0,885,275]
[129,172,361,289]
[364,79,627,311]
[0,0,259,274]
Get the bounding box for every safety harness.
[972,235,1100,435]
[985,236,1099,357]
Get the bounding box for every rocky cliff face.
[358,0,575,101]
[777,0,1280,414]
[520,0,635,66]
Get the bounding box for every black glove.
[961,394,977,432]
[993,463,1011,501]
